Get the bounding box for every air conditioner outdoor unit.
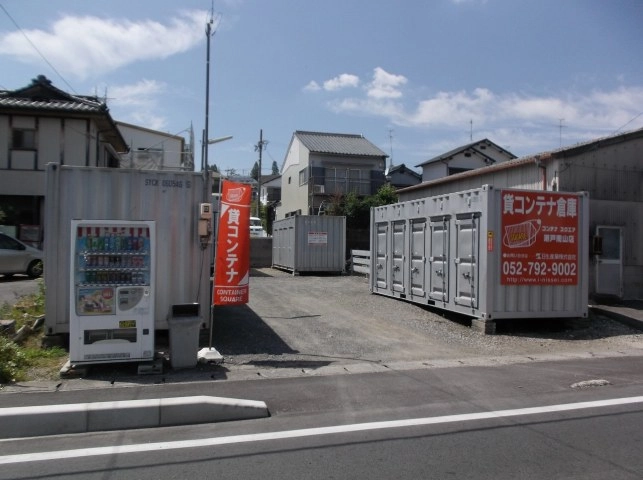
[313,185,325,193]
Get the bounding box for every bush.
[0,336,27,383]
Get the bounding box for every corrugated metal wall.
[371,186,590,320]
[272,216,346,273]
[399,163,544,202]
[44,164,211,334]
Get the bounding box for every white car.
[0,232,44,278]
[249,217,268,237]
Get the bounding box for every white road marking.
[1,395,642,465]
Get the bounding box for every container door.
[595,226,623,298]
[410,219,427,297]
[454,214,480,309]
[429,216,449,302]
[391,221,406,294]
[374,222,389,289]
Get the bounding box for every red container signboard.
[213,180,251,305]
[500,190,579,286]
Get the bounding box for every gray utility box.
[168,303,201,369]
[272,216,346,274]
[370,185,590,321]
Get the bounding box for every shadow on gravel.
[247,360,333,369]
[0,275,34,283]
[213,304,298,355]
[423,303,638,340]
[249,268,274,278]
[493,313,637,340]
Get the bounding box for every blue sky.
[1,0,641,175]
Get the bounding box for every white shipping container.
[272,216,346,274]
[370,185,589,322]
[44,164,211,336]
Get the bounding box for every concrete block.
[471,318,496,334]
[160,396,269,426]
[0,396,269,438]
[0,319,16,335]
[0,403,88,439]
[87,399,161,432]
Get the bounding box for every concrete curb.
[589,306,643,332]
[0,395,270,439]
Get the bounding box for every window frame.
[11,128,37,151]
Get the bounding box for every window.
[299,167,309,186]
[448,166,471,176]
[325,167,370,195]
[12,129,36,150]
[0,233,24,250]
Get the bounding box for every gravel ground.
[210,268,643,372]
[5,268,642,387]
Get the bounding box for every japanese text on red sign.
[500,190,579,286]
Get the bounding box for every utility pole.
[254,129,267,217]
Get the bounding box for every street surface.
[1,270,642,479]
[0,276,40,307]
[1,356,643,479]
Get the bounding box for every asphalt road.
[0,275,41,307]
[1,272,643,479]
[1,356,643,479]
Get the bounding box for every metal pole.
[204,16,214,350]
[203,20,211,176]
[256,129,263,217]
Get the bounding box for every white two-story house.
[117,121,192,171]
[416,138,516,182]
[276,131,388,219]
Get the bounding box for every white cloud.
[108,79,166,107]
[367,67,407,99]
[323,73,360,91]
[303,81,321,92]
[106,79,168,131]
[0,10,206,79]
[323,68,643,155]
[409,88,494,126]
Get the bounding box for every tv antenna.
[388,128,394,169]
[558,119,566,147]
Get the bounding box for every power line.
[0,3,77,94]
[612,112,643,135]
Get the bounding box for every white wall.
[117,123,185,170]
[276,138,309,219]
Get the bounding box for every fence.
[350,249,370,275]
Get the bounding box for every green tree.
[371,183,398,206]
[324,184,398,227]
[271,161,279,175]
[251,161,259,181]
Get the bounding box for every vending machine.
[69,220,155,364]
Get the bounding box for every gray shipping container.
[370,185,589,321]
[272,216,346,274]
[44,164,212,335]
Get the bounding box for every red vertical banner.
[213,180,252,305]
